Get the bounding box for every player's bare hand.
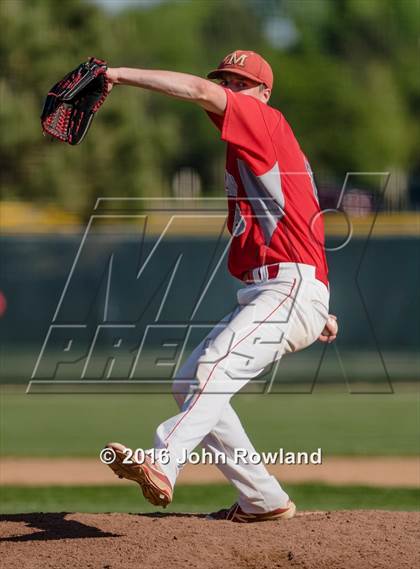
[318,314,338,343]
[106,67,119,93]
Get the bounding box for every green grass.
[1,388,419,457]
[1,484,419,514]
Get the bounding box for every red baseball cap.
[207,50,273,90]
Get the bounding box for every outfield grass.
[1,388,418,457]
[1,484,419,514]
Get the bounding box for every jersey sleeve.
[207,89,279,170]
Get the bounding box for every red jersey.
[207,88,329,286]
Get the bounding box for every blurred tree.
[275,0,419,184]
[0,0,418,216]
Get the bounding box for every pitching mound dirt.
[1,511,419,569]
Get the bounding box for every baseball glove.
[41,57,109,145]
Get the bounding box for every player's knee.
[172,372,198,409]
[172,380,187,408]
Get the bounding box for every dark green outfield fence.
[0,234,419,386]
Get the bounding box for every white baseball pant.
[154,263,330,513]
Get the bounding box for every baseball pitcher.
[103,50,338,522]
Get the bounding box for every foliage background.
[1,0,419,216]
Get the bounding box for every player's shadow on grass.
[0,512,119,542]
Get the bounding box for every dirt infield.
[0,511,419,569]
[1,456,419,487]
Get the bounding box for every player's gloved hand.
[41,57,109,145]
[318,314,338,343]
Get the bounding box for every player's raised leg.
[155,277,327,489]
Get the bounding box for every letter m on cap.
[224,52,248,67]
